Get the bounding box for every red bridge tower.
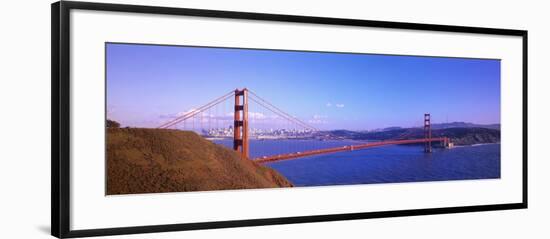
[233,88,249,159]
[424,113,432,153]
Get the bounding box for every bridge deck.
[253,138,448,164]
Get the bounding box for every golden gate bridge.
[157,88,452,163]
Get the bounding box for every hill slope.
[107,128,292,195]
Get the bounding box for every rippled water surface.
[213,139,500,186]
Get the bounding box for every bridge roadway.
[253,137,449,164]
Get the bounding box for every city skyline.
[106,43,501,131]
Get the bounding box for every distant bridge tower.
[233,88,249,159]
[424,113,432,153]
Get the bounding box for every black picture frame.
[52,1,528,238]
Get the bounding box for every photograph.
[105,42,501,195]
[42,1,534,238]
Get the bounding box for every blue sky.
[106,43,500,130]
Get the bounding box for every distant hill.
[367,126,403,132]
[435,127,500,145]
[366,122,500,132]
[430,122,500,130]
[324,129,361,138]
[350,127,500,145]
[107,128,292,195]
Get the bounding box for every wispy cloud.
[106,105,116,118]
[160,109,191,119]
[326,102,344,108]
[161,110,282,122]
[249,112,267,120]
[308,114,328,124]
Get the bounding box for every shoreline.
[453,142,501,148]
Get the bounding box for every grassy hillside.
[107,128,292,195]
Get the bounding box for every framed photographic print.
[52,1,527,238]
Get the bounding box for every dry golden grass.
[106,128,293,195]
